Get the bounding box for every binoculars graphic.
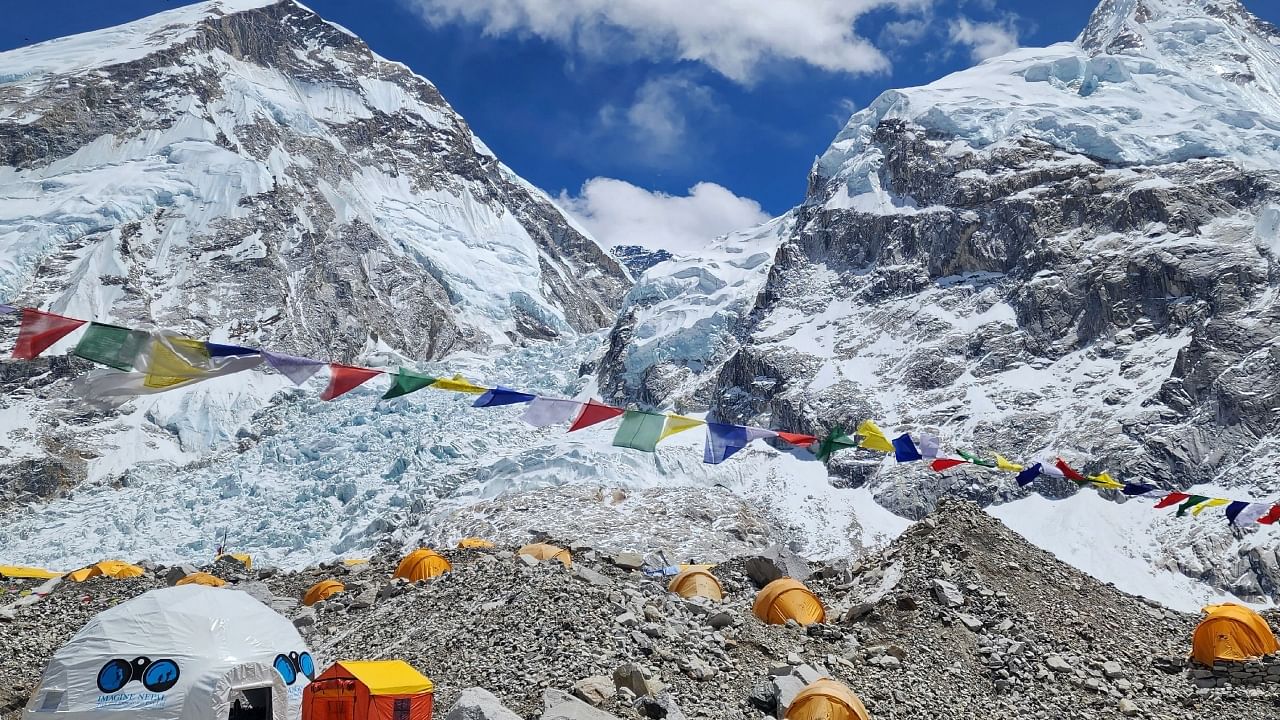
[273,652,316,685]
[97,657,181,694]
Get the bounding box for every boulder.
[164,564,196,586]
[744,546,811,587]
[571,676,613,707]
[613,663,661,697]
[610,553,645,571]
[572,566,612,588]
[931,579,964,608]
[542,689,623,720]
[446,687,522,720]
[773,675,806,714]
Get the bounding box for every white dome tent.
[25,586,313,720]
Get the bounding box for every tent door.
[229,686,274,720]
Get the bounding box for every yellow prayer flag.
[995,454,1023,472]
[660,414,704,441]
[1087,472,1124,490]
[1192,498,1231,516]
[430,374,488,394]
[143,337,212,388]
[856,419,895,454]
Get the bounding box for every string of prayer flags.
[613,411,667,451]
[855,420,895,453]
[430,374,488,395]
[263,350,326,386]
[521,397,582,428]
[12,309,85,360]
[320,364,383,401]
[660,414,704,441]
[815,427,858,461]
[569,400,624,431]
[705,423,777,464]
[474,386,537,408]
[1226,502,1276,525]
[382,369,436,400]
[891,433,922,463]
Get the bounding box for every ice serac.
[603,0,1280,603]
[0,0,626,492]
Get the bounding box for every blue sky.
[3,0,1278,252]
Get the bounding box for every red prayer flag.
[568,399,624,431]
[776,432,817,447]
[13,308,86,360]
[1258,505,1280,525]
[931,458,968,471]
[1153,492,1191,509]
[320,363,383,401]
[1054,458,1087,482]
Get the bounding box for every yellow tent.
[175,572,226,588]
[393,549,452,582]
[343,558,369,566]
[458,537,495,549]
[304,579,347,606]
[753,578,826,626]
[216,553,253,569]
[1192,603,1279,666]
[66,560,146,582]
[785,679,870,720]
[0,565,64,580]
[329,660,434,694]
[518,543,572,567]
[668,568,724,602]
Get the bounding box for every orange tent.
[785,679,870,720]
[1192,603,1279,666]
[175,571,226,587]
[753,578,825,626]
[669,568,724,602]
[518,543,572,567]
[66,560,145,582]
[303,660,433,720]
[393,549,452,582]
[304,579,347,606]
[458,537,495,549]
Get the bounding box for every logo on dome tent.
[96,656,181,694]
[272,652,315,685]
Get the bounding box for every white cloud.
[404,0,936,82]
[948,16,1020,62]
[557,178,770,255]
[596,75,718,162]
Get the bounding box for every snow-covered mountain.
[604,0,1280,604]
[0,0,627,494]
[5,0,1280,616]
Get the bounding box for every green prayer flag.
[816,427,858,462]
[612,410,666,452]
[72,322,149,371]
[382,368,437,399]
[958,449,997,468]
[1176,495,1211,517]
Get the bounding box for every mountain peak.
[1077,0,1275,55]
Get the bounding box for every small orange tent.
[66,560,145,582]
[393,549,452,582]
[175,571,226,587]
[518,543,572,567]
[785,679,870,720]
[753,578,825,626]
[1192,603,1279,666]
[669,568,724,602]
[216,552,253,569]
[303,660,433,720]
[304,579,347,606]
[458,537,495,549]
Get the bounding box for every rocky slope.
[602,0,1280,603]
[0,0,628,494]
[5,502,1279,719]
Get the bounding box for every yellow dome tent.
[393,549,452,582]
[668,568,724,602]
[0,565,65,580]
[216,553,253,569]
[66,560,145,582]
[304,579,347,606]
[753,578,826,626]
[518,543,572,567]
[175,572,227,588]
[1192,603,1279,666]
[785,679,871,720]
[458,537,495,549]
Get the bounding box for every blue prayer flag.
[1015,463,1042,487]
[891,433,922,462]
[473,386,537,408]
[205,342,260,357]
